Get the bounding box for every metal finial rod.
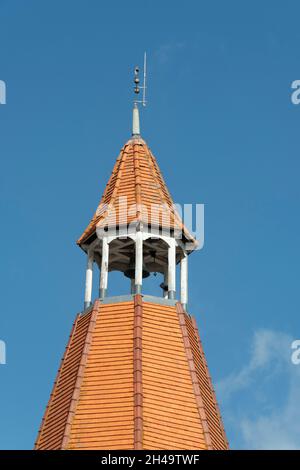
[133,52,147,107]
[132,102,140,136]
[132,53,147,136]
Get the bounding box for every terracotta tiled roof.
[142,301,207,449]
[178,303,228,450]
[77,138,195,246]
[35,297,228,450]
[35,304,97,450]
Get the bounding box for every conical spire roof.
[77,137,196,247]
[35,297,228,450]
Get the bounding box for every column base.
[182,303,188,311]
[168,290,176,300]
[83,301,92,310]
[135,285,142,295]
[99,288,107,299]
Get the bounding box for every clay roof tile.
[77,139,196,246]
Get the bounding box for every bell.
[124,255,150,279]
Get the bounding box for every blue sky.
[0,0,300,449]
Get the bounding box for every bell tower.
[35,60,228,450]
[79,56,193,309]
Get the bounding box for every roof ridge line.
[76,148,124,245]
[133,294,143,449]
[133,141,142,222]
[91,145,129,238]
[176,302,213,450]
[98,151,127,228]
[143,143,183,232]
[146,145,197,244]
[191,316,229,449]
[34,314,80,449]
[61,300,100,449]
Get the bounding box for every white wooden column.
[84,249,94,310]
[180,253,188,310]
[168,239,176,299]
[135,231,143,294]
[99,237,109,299]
